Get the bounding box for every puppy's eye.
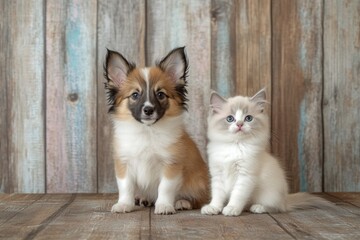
[226,115,235,123]
[131,92,140,100]
[156,92,166,100]
[245,115,253,122]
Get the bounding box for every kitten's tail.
[286,192,334,211]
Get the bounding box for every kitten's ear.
[210,91,227,113]
[157,47,189,84]
[250,88,267,110]
[104,49,135,88]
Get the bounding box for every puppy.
[104,47,209,214]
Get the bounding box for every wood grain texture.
[2,0,45,193]
[0,0,9,193]
[236,0,271,99]
[323,0,360,192]
[151,210,293,239]
[0,194,73,239]
[97,0,146,193]
[35,194,151,239]
[271,0,323,192]
[327,192,360,208]
[211,0,237,98]
[46,0,97,193]
[0,193,359,239]
[147,0,211,159]
[269,201,360,239]
[0,194,43,225]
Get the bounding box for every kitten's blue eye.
[131,92,140,100]
[245,115,253,122]
[226,115,235,123]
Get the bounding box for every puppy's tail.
[286,192,334,211]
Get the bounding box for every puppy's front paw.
[222,205,242,216]
[111,203,134,213]
[175,199,192,211]
[154,203,176,215]
[201,204,222,215]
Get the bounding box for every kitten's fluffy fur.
[104,47,209,214]
[201,89,331,216]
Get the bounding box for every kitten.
[201,89,331,216]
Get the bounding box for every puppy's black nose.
[143,106,154,116]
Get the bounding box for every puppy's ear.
[104,49,135,88]
[157,47,189,85]
[103,49,135,113]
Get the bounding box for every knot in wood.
[68,93,79,102]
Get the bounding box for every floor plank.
[150,210,293,240]
[0,193,359,239]
[0,194,43,226]
[327,192,360,207]
[269,203,360,240]
[34,194,150,240]
[0,194,72,239]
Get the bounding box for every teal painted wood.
[323,0,360,191]
[211,0,237,98]
[146,0,212,159]
[46,0,97,193]
[3,0,46,193]
[97,0,146,193]
[271,0,323,192]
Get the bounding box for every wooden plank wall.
[0,0,45,193]
[0,0,359,193]
[323,0,360,192]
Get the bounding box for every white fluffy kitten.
[201,89,331,216]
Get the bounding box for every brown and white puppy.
[104,47,209,214]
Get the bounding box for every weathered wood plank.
[0,194,73,239]
[147,0,211,159]
[46,0,97,193]
[271,0,323,192]
[236,0,271,99]
[0,0,9,193]
[1,0,46,193]
[323,0,360,192]
[0,194,359,239]
[0,194,43,225]
[34,194,150,240]
[327,192,360,208]
[97,0,146,193]
[211,0,237,98]
[269,199,360,239]
[151,210,293,239]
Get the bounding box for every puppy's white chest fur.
[113,117,183,199]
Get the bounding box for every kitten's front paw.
[154,203,176,215]
[175,200,192,210]
[250,204,267,214]
[111,202,134,213]
[201,204,222,215]
[222,205,242,216]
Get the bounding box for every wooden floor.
[0,193,359,240]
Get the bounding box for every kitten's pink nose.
[237,123,243,130]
